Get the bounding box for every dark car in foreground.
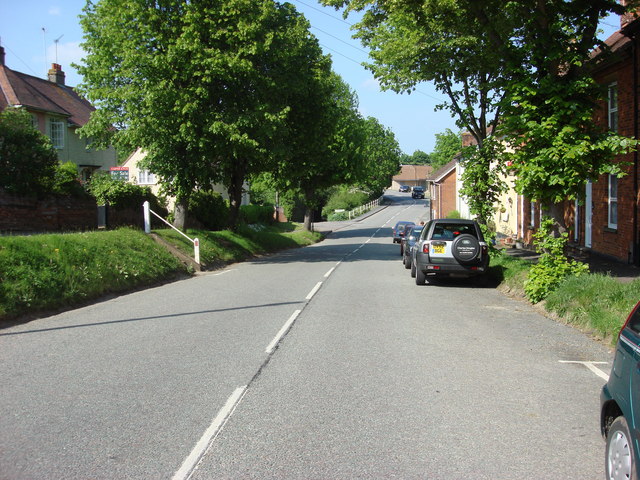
[402,225,423,265]
[601,300,640,480]
[392,221,416,244]
[411,218,489,285]
[412,186,425,199]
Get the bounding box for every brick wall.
[0,192,98,233]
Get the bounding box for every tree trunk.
[227,167,245,232]
[173,194,189,232]
[542,202,567,237]
[303,207,313,231]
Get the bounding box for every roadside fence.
[348,196,383,220]
[143,201,200,265]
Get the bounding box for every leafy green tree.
[0,108,58,196]
[430,128,462,171]
[77,0,326,231]
[356,116,402,195]
[410,150,430,165]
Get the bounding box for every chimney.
[48,63,65,85]
[0,46,5,66]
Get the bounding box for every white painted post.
[194,238,200,265]
[143,201,151,234]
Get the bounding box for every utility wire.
[292,0,353,26]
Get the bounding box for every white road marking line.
[172,386,247,480]
[559,361,610,381]
[306,282,322,300]
[324,267,336,278]
[365,238,371,244]
[213,269,234,276]
[265,310,301,354]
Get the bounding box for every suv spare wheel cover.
[451,234,480,263]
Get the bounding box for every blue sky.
[0,1,622,155]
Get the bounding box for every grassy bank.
[489,251,639,345]
[0,223,322,322]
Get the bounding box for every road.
[0,193,613,479]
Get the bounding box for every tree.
[272,71,366,230]
[320,0,507,225]
[0,108,58,196]
[323,0,640,230]
[430,128,461,171]
[77,0,326,231]
[356,116,402,195]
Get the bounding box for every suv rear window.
[431,223,477,240]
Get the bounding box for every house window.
[608,83,618,132]
[30,114,39,130]
[48,118,65,149]
[530,201,536,228]
[138,170,156,185]
[608,174,618,229]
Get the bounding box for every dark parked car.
[601,300,640,480]
[412,186,425,199]
[411,218,489,284]
[402,225,423,266]
[392,221,416,244]
[399,185,411,192]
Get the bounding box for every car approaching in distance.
[601,300,640,480]
[402,225,423,266]
[411,186,425,199]
[392,221,416,244]
[411,218,489,284]
[399,185,411,193]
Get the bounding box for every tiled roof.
[0,65,93,126]
[393,164,433,182]
[427,157,458,183]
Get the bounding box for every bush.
[88,172,165,213]
[0,108,58,195]
[524,217,589,303]
[321,186,370,219]
[188,190,229,230]
[52,162,87,197]
[445,210,462,219]
[240,204,273,225]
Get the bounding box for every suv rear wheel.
[451,234,481,264]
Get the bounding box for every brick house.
[567,13,640,264]
[391,164,433,190]
[426,132,476,220]
[0,46,117,182]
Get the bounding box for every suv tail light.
[422,241,430,254]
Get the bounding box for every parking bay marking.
[559,361,610,381]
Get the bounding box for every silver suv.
[411,218,489,285]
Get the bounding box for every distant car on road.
[392,221,416,244]
[399,185,411,193]
[412,186,425,199]
[402,225,423,266]
[601,300,640,480]
[411,218,489,284]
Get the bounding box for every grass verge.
[0,223,322,323]
[489,249,638,345]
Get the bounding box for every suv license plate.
[432,244,445,254]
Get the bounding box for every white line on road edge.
[172,386,247,480]
[306,282,322,300]
[213,269,234,276]
[559,361,610,381]
[265,310,301,354]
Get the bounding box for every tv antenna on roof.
[53,34,64,64]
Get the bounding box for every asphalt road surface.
[0,193,613,479]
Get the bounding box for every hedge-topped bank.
[0,223,322,322]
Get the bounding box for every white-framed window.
[30,114,39,131]
[138,169,156,185]
[608,174,618,229]
[48,118,65,149]
[608,83,618,133]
